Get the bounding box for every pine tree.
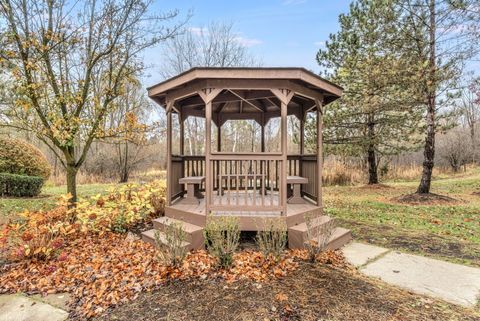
[316,0,422,184]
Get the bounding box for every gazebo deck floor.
[165,191,322,230]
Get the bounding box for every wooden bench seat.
[179,176,205,204]
[287,175,308,204]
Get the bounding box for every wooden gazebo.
[143,67,351,249]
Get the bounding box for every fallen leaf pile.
[0,232,348,318]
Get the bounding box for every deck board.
[170,192,319,217]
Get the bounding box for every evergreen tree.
[316,0,422,184]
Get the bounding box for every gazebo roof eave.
[147,67,343,105]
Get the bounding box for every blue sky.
[144,0,351,86]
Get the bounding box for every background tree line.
[1,0,480,203]
[316,0,480,197]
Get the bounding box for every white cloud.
[282,0,307,5]
[314,41,325,47]
[234,36,263,47]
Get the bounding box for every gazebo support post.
[217,122,221,152]
[300,111,305,156]
[199,88,222,216]
[299,109,305,190]
[205,100,212,214]
[281,101,288,215]
[166,105,173,206]
[180,114,185,155]
[316,99,323,208]
[180,113,185,195]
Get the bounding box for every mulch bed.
[393,193,460,205]
[0,232,346,319]
[95,262,480,321]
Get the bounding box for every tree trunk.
[366,116,378,185]
[417,99,436,193]
[367,146,379,184]
[66,164,78,204]
[470,125,476,164]
[417,0,436,194]
[119,142,129,183]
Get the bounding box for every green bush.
[255,218,287,261]
[0,173,44,197]
[0,137,51,179]
[204,215,240,268]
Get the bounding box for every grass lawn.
[1,169,479,266]
[1,171,480,320]
[324,168,480,267]
[0,183,116,223]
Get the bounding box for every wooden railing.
[287,155,317,201]
[169,154,318,207]
[208,153,285,213]
[171,156,184,200]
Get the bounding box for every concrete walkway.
[342,242,480,308]
[0,294,68,321]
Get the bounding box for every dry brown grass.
[48,168,167,186]
[322,158,458,186]
[383,163,454,181]
[323,159,363,186]
[47,160,465,187]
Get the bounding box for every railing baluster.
[245,170,248,206]
[253,163,257,206]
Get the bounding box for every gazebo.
[143,67,351,250]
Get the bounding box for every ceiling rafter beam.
[226,89,264,113]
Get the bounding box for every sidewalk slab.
[0,294,68,321]
[30,293,71,310]
[361,251,480,307]
[341,242,389,267]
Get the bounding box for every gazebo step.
[288,213,352,250]
[165,206,206,227]
[287,215,335,248]
[141,229,192,250]
[153,217,204,249]
[323,227,353,250]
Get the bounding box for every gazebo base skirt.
[142,194,352,250]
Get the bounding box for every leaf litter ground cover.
[95,261,480,321]
[0,232,346,319]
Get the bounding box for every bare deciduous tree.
[0,0,184,202]
[438,128,472,172]
[159,21,262,155]
[456,81,480,163]
[160,21,260,79]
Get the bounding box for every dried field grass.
[323,158,459,186]
[48,169,167,186]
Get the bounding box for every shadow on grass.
[338,219,480,267]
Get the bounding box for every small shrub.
[150,191,165,216]
[0,173,44,197]
[155,220,187,267]
[0,137,51,179]
[304,214,336,263]
[75,180,166,233]
[255,218,287,261]
[0,207,77,261]
[204,215,240,268]
[0,180,167,263]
